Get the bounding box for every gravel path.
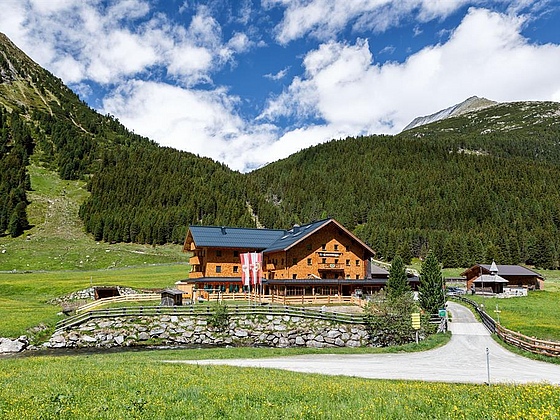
[165,302,560,384]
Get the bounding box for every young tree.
[418,251,445,314]
[386,255,410,300]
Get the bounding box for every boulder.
[114,335,125,345]
[150,327,165,336]
[81,335,97,343]
[235,330,248,338]
[138,332,150,341]
[295,336,305,346]
[0,338,26,353]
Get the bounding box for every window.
[216,250,222,257]
[322,258,326,264]
[321,244,326,251]
[334,259,339,264]
[216,265,222,273]
[307,243,312,251]
[346,274,350,279]
[307,258,312,266]
[356,275,359,279]
[233,266,238,274]
[233,250,239,257]
[293,258,297,265]
[346,259,350,266]
[356,260,360,266]
[346,245,350,252]
[281,258,284,266]
[293,274,297,279]
[334,244,338,251]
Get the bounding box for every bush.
[364,292,417,346]
[209,303,230,332]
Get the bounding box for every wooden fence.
[205,293,366,307]
[452,296,560,358]
[76,293,367,313]
[76,294,160,313]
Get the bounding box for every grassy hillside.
[0,349,558,419]
[0,265,188,337]
[0,163,185,271]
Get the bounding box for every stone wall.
[45,314,383,349]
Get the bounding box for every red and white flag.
[240,253,251,287]
[250,252,263,286]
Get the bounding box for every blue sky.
[1,0,560,171]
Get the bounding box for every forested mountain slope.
[0,32,281,249]
[2,31,560,270]
[251,101,560,269]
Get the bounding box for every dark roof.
[188,218,376,257]
[263,219,331,253]
[161,288,184,295]
[371,265,390,276]
[188,225,285,249]
[472,264,544,279]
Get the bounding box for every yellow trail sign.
[411,313,421,330]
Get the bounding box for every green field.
[0,165,185,271]
[466,271,560,342]
[0,265,188,338]
[0,347,558,419]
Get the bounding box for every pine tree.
[8,201,28,237]
[386,255,410,300]
[418,251,445,314]
[396,241,412,265]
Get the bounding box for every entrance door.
[341,285,351,296]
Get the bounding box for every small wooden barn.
[160,289,183,306]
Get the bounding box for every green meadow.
[0,165,185,272]
[0,265,188,338]
[0,346,558,420]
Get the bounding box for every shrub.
[209,303,230,332]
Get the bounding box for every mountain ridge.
[402,96,498,131]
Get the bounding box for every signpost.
[494,304,501,324]
[411,313,421,344]
[438,309,447,318]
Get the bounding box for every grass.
[0,265,188,338]
[468,271,560,342]
[0,164,185,271]
[1,345,559,419]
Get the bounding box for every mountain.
[2,32,560,271]
[402,96,497,131]
[251,99,560,269]
[0,32,283,263]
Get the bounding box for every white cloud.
[378,45,395,55]
[265,0,539,43]
[261,8,560,135]
[264,66,290,81]
[0,1,248,87]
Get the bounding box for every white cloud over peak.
[261,8,560,136]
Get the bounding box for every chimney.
[221,227,227,235]
[292,224,300,233]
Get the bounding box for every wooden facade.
[180,219,391,296]
[462,264,545,292]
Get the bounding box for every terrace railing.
[451,296,560,358]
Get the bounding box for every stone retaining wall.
[45,314,397,349]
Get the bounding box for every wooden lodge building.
[461,262,545,293]
[179,218,406,297]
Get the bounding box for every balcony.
[189,255,202,265]
[318,263,344,270]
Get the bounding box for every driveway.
[165,302,560,384]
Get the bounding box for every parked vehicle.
[446,286,466,296]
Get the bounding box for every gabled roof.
[262,219,331,253]
[264,218,375,256]
[187,225,285,249]
[185,218,376,257]
[462,264,544,279]
[473,274,508,284]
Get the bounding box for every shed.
[160,289,183,306]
